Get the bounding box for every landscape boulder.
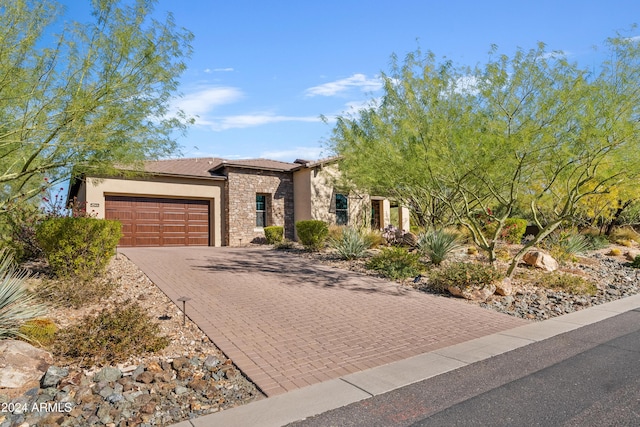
[0,340,53,389]
[523,251,559,272]
[447,283,496,301]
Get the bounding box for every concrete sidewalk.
[172,293,640,427]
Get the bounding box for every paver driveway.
[121,247,527,396]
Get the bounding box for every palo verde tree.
[330,34,640,277]
[0,0,193,211]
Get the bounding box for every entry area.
[105,195,210,247]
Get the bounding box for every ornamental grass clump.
[416,229,461,265]
[330,227,369,260]
[0,250,46,340]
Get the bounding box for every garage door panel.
[105,196,210,247]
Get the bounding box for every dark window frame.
[256,194,267,227]
[335,193,348,225]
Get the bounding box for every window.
[335,193,348,225]
[256,194,266,227]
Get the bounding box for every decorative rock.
[447,283,496,301]
[203,355,221,370]
[93,367,122,383]
[625,250,640,261]
[0,340,53,389]
[523,251,559,272]
[40,366,69,388]
[495,278,513,296]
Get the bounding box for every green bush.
[36,218,122,280]
[366,247,423,280]
[54,301,169,367]
[500,218,528,244]
[429,262,503,292]
[0,250,46,340]
[330,227,369,260]
[296,220,329,251]
[416,229,461,265]
[631,255,640,269]
[264,226,284,244]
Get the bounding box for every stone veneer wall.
[225,167,295,246]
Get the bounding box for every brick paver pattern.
[122,247,528,396]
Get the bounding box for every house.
[67,156,411,247]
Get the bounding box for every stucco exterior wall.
[80,176,225,247]
[225,168,294,246]
[306,163,371,228]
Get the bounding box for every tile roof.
[130,157,302,178]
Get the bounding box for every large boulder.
[495,278,513,296]
[523,251,559,272]
[0,340,53,389]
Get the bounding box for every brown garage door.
[105,196,210,247]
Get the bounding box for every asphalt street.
[288,309,640,427]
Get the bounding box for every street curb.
[173,293,640,427]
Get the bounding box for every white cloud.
[213,67,234,72]
[305,73,383,97]
[174,87,244,122]
[210,113,321,131]
[260,146,325,161]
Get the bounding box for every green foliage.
[38,276,117,309]
[546,232,591,262]
[274,240,296,250]
[264,226,284,244]
[296,220,329,251]
[0,0,193,210]
[36,218,122,280]
[533,272,597,296]
[429,262,503,292]
[0,198,44,261]
[0,250,46,340]
[19,318,57,347]
[581,232,610,250]
[416,229,461,265]
[54,301,169,367]
[631,255,640,269]
[500,218,528,244]
[366,247,423,280]
[329,227,369,260]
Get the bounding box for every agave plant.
[417,229,462,265]
[0,250,46,340]
[329,227,369,260]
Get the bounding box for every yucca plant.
[330,227,369,260]
[417,229,462,265]
[547,232,591,262]
[0,250,46,340]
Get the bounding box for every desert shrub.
[19,318,57,347]
[429,262,503,292]
[366,247,423,280]
[416,229,461,265]
[328,224,345,241]
[36,218,121,280]
[264,226,284,244]
[38,276,117,309]
[363,229,386,249]
[581,232,610,250]
[533,272,597,296]
[330,227,369,260]
[607,248,622,256]
[546,232,591,262]
[0,199,44,261]
[54,301,169,366]
[296,220,329,251]
[274,239,296,250]
[631,255,640,269]
[0,250,47,340]
[610,227,640,245]
[500,218,528,244]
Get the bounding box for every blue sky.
[62,0,640,162]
